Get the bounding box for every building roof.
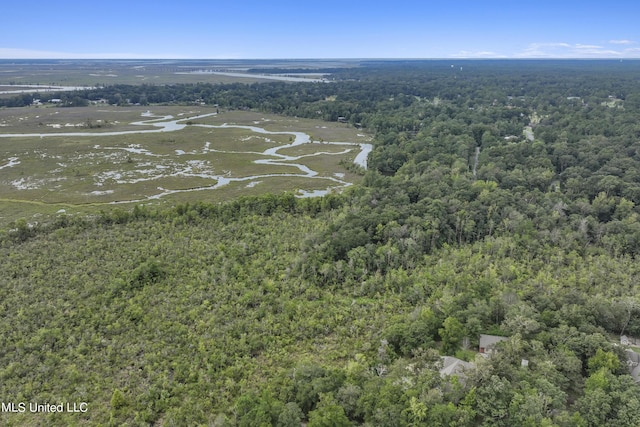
[439,356,474,377]
[479,334,508,351]
[625,349,640,382]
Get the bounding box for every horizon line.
[1,57,640,61]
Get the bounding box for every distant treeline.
[4,60,640,119]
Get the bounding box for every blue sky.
[2,1,640,59]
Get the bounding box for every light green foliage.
[110,388,125,408]
[587,348,620,374]
[585,367,612,391]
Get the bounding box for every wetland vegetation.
[0,106,370,223]
[2,59,640,426]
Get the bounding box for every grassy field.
[0,105,370,225]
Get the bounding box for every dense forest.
[3,60,640,426]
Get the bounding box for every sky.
[2,1,640,59]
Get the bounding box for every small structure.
[625,350,640,383]
[621,335,630,346]
[479,334,508,355]
[439,356,474,378]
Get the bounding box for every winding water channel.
[0,84,94,95]
[0,111,372,202]
[174,71,330,83]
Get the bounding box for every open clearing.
[0,105,371,224]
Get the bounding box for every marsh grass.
[199,110,365,142]
[0,107,370,224]
[0,63,278,87]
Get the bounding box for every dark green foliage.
[131,257,165,288]
[276,402,304,427]
[291,365,346,414]
[308,393,351,427]
[235,391,284,427]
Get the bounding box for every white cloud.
[609,39,635,45]
[575,44,603,49]
[448,50,507,58]
[514,42,634,58]
[515,43,569,57]
[0,48,191,59]
[448,41,640,59]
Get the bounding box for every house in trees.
[620,335,639,346]
[625,350,640,382]
[439,356,474,378]
[479,334,508,355]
